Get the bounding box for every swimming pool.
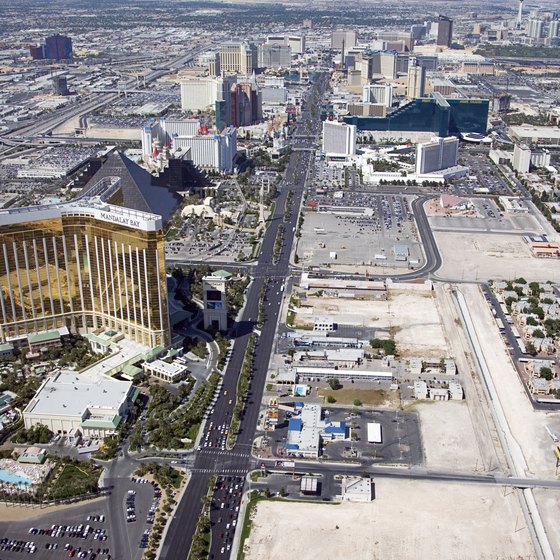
[0,469,32,486]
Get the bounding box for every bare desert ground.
[412,401,483,472]
[296,291,448,357]
[434,232,560,282]
[244,480,535,560]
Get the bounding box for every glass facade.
[0,183,169,347]
[342,94,489,136]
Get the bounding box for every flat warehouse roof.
[24,371,133,418]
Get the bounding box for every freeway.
[2,47,206,141]
[160,72,329,560]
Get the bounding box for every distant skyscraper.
[528,18,545,40]
[359,52,396,81]
[216,42,256,75]
[516,0,524,29]
[436,16,453,47]
[331,30,357,50]
[550,19,560,38]
[258,44,292,68]
[410,24,427,40]
[513,144,531,173]
[322,121,357,156]
[230,80,261,127]
[415,136,459,174]
[52,76,69,95]
[266,35,305,55]
[29,45,45,60]
[362,84,393,107]
[415,54,439,71]
[180,75,236,112]
[407,65,426,99]
[44,34,73,60]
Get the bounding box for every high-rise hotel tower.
[0,176,169,347]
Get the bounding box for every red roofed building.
[440,193,472,210]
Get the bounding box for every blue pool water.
[0,469,32,486]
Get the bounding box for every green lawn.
[56,464,90,486]
[48,463,100,500]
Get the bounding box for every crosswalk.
[198,449,251,459]
[190,468,249,475]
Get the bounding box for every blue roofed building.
[288,418,303,431]
[286,404,348,458]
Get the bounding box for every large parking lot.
[453,153,512,196]
[0,476,160,560]
[324,408,422,464]
[428,197,543,233]
[165,223,254,263]
[298,193,423,269]
[0,502,113,560]
[313,159,345,187]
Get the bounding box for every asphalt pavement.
[160,72,330,560]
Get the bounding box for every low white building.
[449,382,463,400]
[409,358,423,375]
[286,404,347,458]
[295,366,393,382]
[429,387,449,401]
[342,476,374,502]
[414,380,428,399]
[23,371,138,438]
[314,316,335,332]
[143,359,189,383]
[498,196,529,214]
[444,359,457,375]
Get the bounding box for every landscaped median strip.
[188,475,217,560]
[227,333,257,448]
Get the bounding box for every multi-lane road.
[161,68,444,560]
[160,72,329,560]
[1,48,207,143]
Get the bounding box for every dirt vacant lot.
[244,480,535,560]
[434,232,560,283]
[296,291,448,357]
[318,388,399,407]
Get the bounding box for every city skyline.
[0,2,559,560]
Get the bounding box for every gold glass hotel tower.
[0,177,170,346]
